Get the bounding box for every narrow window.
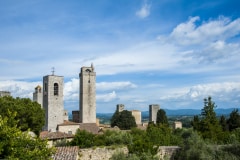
[54,83,59,96]
[44,83,47,92]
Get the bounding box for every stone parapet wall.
[79,147,128,160]
[78,146,180,160]
[158,146,180,159]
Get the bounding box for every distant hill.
[68,108,239,120]
[141,108,239,117]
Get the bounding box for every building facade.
[79,64,96,123]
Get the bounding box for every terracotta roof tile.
[40,131,74,140]
[53,146,79,160]
[58,120,80,126]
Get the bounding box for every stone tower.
[149,104,160,124]
[116,104,125,112]
[131,110,142,125]
[79,64,96,123]
[43,74,64,132]
[33,85,43,107]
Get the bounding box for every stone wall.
[158,146,180,159]
[79,147,128,160]
[78,146,180,160]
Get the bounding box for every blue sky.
[0,0,240,113]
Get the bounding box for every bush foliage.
[110,110,137,130]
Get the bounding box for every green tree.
[193,97,222,141]
[110,110,137,130]
[71,129,95,148]
[111,110,120,127]
[0,111,54,159]
[227,109,240,131]
[0,96,45,135]
[103,130,132,146]
[156,109,169,126]
[219,115,228,131]
[191,115,200,130]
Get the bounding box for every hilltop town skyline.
[0,0,240,113]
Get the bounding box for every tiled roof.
[40,131,74,140]
[79,123,100,134]
[58,120,80,126]
[53,146,79,160]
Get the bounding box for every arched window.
[54,83,59,96]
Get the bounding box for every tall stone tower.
[33,85,43,107]
[149,104,160,124]
[79,64,96,123]
[43,74,64,132]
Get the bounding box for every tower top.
[91,63,94,71]
[51,67,55,75]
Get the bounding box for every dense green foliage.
[191,97,224,142]
[110,110,137,130]
[0,111,54,159]
[156,109,169,125]
[71,96,240,159]
[174,129,240,160]
[110,151,159,160]
[71,129,133,148]
[228,109,240,131]
[191,96,240,144]
[0,96,45,135]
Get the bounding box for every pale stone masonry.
[173,121,182,129]
[0,91,11,97]
[116,104,125,112]
[79,64,96,123]
[43,75,64,132]
[33,85,43,107]
[131,110,142,125]
[149,104,160,124]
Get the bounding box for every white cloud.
[64,78,79,101]
[97,81,137,91]
[0,80,41,98]
[96,91,117,102]
[186,82,240,99]
[170,16,240,45]
[159,82,240,104]
[136,0,151,18]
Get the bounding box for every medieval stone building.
[33,85,42,107]
[79,64,96,123]
[42,74,67,132]
[149,104,160,124]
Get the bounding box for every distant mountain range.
[69,108,239,120]
[142,108,239,117]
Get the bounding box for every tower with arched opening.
[43,73,64,132]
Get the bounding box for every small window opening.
[54,83,59,96]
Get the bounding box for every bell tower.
[42,69,64,132]
[79,63,96,123]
